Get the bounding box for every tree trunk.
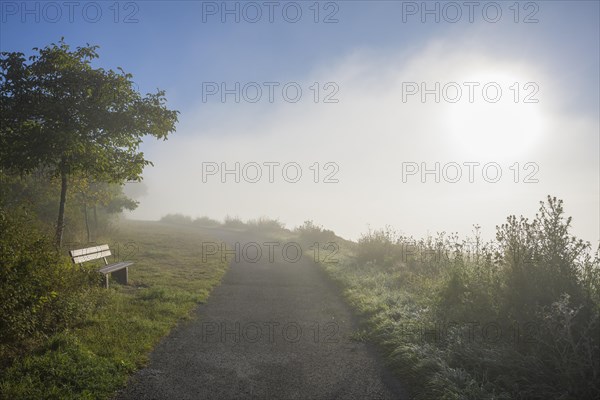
[55,170,68,248]
[93,204,98,240]
[84,201,91,243]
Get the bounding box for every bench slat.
[72,250,112,264]
[70,244,110,257]
[98,261,133,274]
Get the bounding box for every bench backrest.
[70,245,111,264]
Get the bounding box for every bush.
[246,217,286,233]
[0,207,102,354]
[159,213,193,225]
[223,215,246,229]
[495,197,592,322]
[533,294,600,398]
[346,196,600,399]
[192,216,221,227]
[355,226,399,267]
[295,220,337,244]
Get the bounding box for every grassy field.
[0,220,229,400]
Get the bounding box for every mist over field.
[125,38,598,243]
[4,1,597,243]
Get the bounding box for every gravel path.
[115,228,407,399]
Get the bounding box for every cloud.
[128,38,599,244]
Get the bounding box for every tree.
[0,39,178,246]
[75,179,138,242]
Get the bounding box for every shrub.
[347,196,600,398]
[159,213,193,225]
[0,207,102,354]
[192,216,221,227]
[495,196,592,322]
[295,220,337,244]
[222,215,246,229]
[355,226,400,267]
[246,217,286,232]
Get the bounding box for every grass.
[0,220,229,400]
[309,199,600,399]
[316,254,462,398]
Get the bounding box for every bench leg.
[104,273,109,289]
[112,267,128,286]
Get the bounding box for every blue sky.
[1,1,599,243]
[3,1,598,113]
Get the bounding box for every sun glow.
[444,71,545,159]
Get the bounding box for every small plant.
[246,217,286,232]
[223,215,246,229]
[355,226,400,267]
[295,220,337,244]
[160,213,193,225]
[192,216,221,227]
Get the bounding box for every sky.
[1,0,599,244]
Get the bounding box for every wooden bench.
[70,244,134,288]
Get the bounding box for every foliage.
[495,197,591,322]
[223,215,246,229]
[160,214,289,235]
[246,217,286,232]
[0,220,229,399]
[1,169,137,244]
[355,226,401,267]
[192,216,221,227]
[294,220,338,244]
[321,196,600,399]
[0,207,104,353]
[159,213,193,225]
[0,39,178,245]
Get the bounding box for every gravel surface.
[114,228,407,399]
